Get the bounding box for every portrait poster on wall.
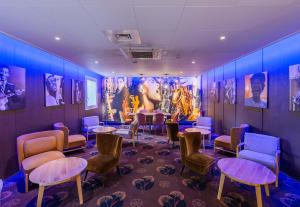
[244,72,268,108]
[209,81,220,103]
[0,65,26,111]
[289,64,300,112]
[45,73,64,106]
[72,79,83,104]
[224,78,236,104]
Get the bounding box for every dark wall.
[0,33,103,178]
[203,32,300,179]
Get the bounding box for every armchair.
[192,116,213,131]
[53,122,86,152]
[179,132,215,175]
[165,121,183,146]
[115,119,139,147]
[82,116,104,140]
[17,130,65,192]
[237,133,280,187]
[84,134,122,179]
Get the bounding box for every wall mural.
[289,64,300,112]
[224,78,236,105]
[0,65,26,111]
[244,72,268,108]
[103,77,201,122]
[45,73,65,107]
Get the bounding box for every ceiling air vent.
[103,30,141,45]
[120,47,162,60]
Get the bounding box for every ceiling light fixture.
[192,60,196,64]
[180,71,183,74]
[94,60,99,64]
[54,36,61,41]
[220,35,226,41]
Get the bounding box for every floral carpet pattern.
[1,133,300,207]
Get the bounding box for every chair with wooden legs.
[84,133,123,180]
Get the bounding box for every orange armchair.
[17,130,65,192]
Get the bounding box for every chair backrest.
[166,121,179,142]
[154,109,163,113]
[53,122,69,147]
[230,127,245,150]
[184,132,201,156]
[179,136,187,164]
[136,113,147,125]
[16,130,64,169]
[153,113,165,125]
[244,133,280,156]
[196,116,212,128]
[139,109,148,113]
[82,116,99,127]
[96,134,122,159]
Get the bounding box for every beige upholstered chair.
[180,132,215,175]
[115,119,139,147]
[84,134,122,179]
[53,122,86,152]
[17,130,65,192]
[214,126,246,154]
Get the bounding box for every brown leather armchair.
[53,122,86,152]
[17,130,65,192]
[180,132,215,175]
[84,134,122,180]
[214,126,246,154]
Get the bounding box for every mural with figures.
[103,77,201,122]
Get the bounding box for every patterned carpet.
[1,133,300,207]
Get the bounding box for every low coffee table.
[184,128,211,151]
[217,158,276,207]
[29,157,87,207]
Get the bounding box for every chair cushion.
[185,153,214,174]
[244,133,279,156]
[238,150,276,170]
[194,125,211,131]
[67,135,86,148]
[214,135,231,150]
[24,136,57,158]
[87,154,118,174]
[22,151,65,172]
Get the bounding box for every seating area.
[1,2,300,207]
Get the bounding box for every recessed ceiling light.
[180,71,183,74]
[112,71,115,74]
[94,60,99,64]
[192,60,196,64]
[54,36,61,41]
[220,35,226,41]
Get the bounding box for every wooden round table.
[92,126,117,134]
[184,128,211,151]
[217,158,276,207]
[29,157,87,207]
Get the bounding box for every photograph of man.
[224,78,236,104]
[0,66,25,111]
[111,77,129,121]
[245,72,268,108]
[289,64,300,111]
[45,73,64,106]
[72,80,83,104]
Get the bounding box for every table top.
[217,158,276,186]
[185,128,210,135]
[92,126,117,133]
[29,157,87,186]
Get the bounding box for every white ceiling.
[0,0,300,76]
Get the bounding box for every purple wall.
[202,32,300,179]
[0,33,103,178]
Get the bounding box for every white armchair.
[115,120,139,147]
[237,132,280,187]
[192,116,213,131]
[82,116,104,140]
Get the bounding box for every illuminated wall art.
[244,72,268,108]
[45,73,64,107]
[289,64,300,112]
[224,78,236,104]
[103,76,201,122]
[0,65,26,111]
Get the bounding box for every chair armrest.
[99,122,104,126]
[236,142,245,157]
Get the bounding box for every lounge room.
[0,1,300,207]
